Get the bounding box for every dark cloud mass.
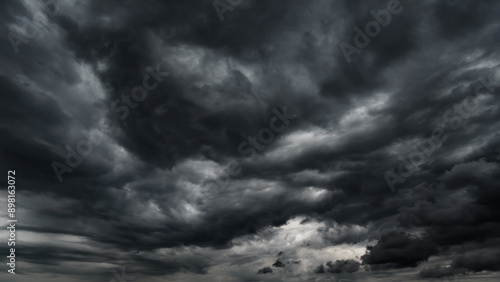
[1,0,500,281]
[361,232,438,269]
[314,259,361,274]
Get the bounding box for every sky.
[1,0,500,281]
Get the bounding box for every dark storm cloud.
[257,266,272,274]
[314,259,361,274]
[361,232,437,269]
[433,0,497,39]
[452,251,500,273]
[0,75,69,181]
[2,0,500,281]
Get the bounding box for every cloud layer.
[1,0,500,281]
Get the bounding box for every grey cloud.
[2,0,500,281]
